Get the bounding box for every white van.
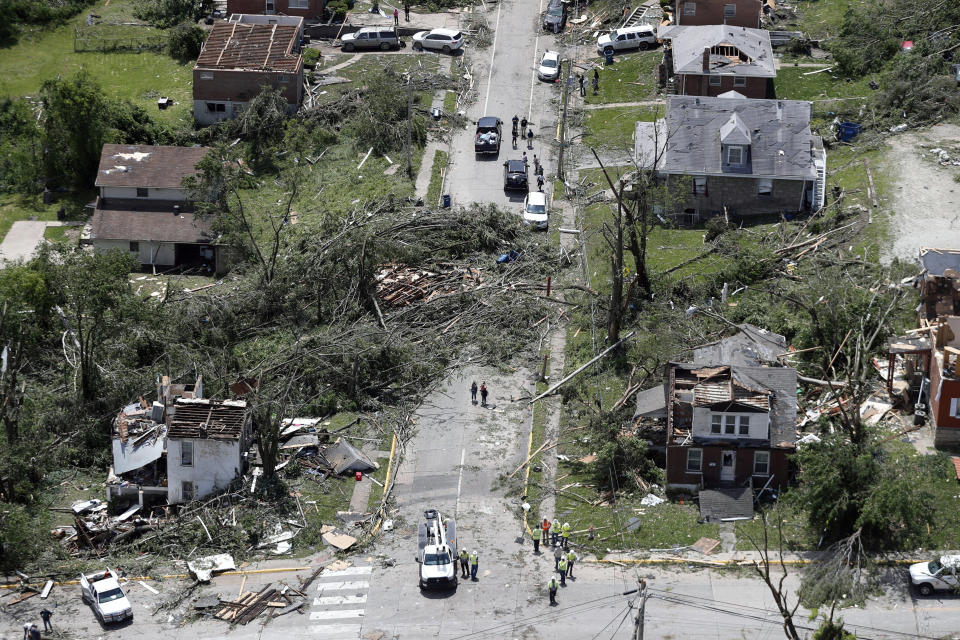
[596,25,657,55]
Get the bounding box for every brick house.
[663,362,797,493]
[227,0,324,20]
[193,15,304,125]
[658,24,775,99]
[673,0,762,29]
[85,144,225,271]
[635,94,826,223]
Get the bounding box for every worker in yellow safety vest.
[551,518,560,546]
[469,550,479,580]
[533,524,542,554]
[565,549,577,579]
[459,548,469,578]
[561,522,571,550]
[557,556,568,586]
[547,575,559,605]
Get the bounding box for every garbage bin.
[838,122,861,142]
[442,194,451,208]
[604,50,614,65]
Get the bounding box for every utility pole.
[405,73,413,180]
[557,60,570,181]
[633,579,648,640]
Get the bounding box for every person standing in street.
[547,575,559,605]
[470,381,478,404]
[533,524,541,553]
[23,623,31,640]
[459,548,469,578]
[480,382,488,406]
[578,74,585,97]
[526,128,534,149]
[40,609,52,632]
[553,544,563,571]
[557,555,567,586]
[28,625,40,640]
[520,116,528,132]
[537,174,545,191]
[551,518,561,546]
[561,522,571,550]
[566,549,577,579]
[404,1,410,21]
[470,550,479,580]
[393,7,399,25]
[541,518,551,544]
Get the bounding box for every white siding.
[193,100,248,125]
[166,438,243,504]
[92,239,176,265]
[691,406,769,440]
[101,186,188,200]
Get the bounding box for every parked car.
[341,27,400,52]
[910,556,960,596]
[503,159,528,191]
[543,0,566,32]
[475,117,503,154]
[522,191,549,230]
[412,28,464,53]
[538,50,561,82]
[596,25,657,55]
[81,568,133,624]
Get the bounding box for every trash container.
[838,122,861,142]
[604,50,614,65]
[442,194,451,208]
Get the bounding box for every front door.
[721,450,736,482]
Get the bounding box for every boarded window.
[686,448,702,472]
[753,451,770,475]
[181,441,194,467]
[136,187,149,198]
[692,176,707,196]
[757,179,772,197]
[684,2,696,15]
[724,3,736,17]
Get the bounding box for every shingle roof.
[659,24,775,77]
[699,486,754,521]
[919,247,960,277]
[89,206,215,244]
[196,22,301,72]
[634,386,668,419]
[693,324,787,367]
[661,95,818,179]
[96,145,208,189]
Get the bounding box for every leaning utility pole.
[633,579,648,640]
[405,74,413,179]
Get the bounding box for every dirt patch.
[886,123,960,261]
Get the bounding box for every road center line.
[527,0,548,123]
[482,0,504,114]
[455,447,466,517]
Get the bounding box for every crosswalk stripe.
[314,594,368,606]
[316,581,369,592]
[308,623,362,637]
[321,566,372,577]
[309,609,365,620]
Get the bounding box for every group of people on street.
[22,609,53,640]
[470,381,488,406]
[511,115,535,150]
[457,548,480,581]
[536,518,577,605]
[577,69,600,97]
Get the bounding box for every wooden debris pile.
[375,263,481,308]
[214,583,306,624]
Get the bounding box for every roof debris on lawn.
[375,263,482,307]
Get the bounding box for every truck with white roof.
[80,568,133,624]
[415,509,457,589]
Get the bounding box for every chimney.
[702,47,710,72]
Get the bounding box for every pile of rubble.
[375,263,482,307]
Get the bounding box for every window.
[181,441,194,467]
[200,72,214,80]
[733,76,747,88]
[692,176,707,196]
[206,102,226,113]
[686,448,703,472]
[136,187,149,198]
[753,451,770,475]
[727,146,743,165]
[739,415,751,435]
[757,179,772,197]
[278,75,290,83]
[709,75,722,86]
[724,415,736,434]
[724,3,736,17]
[129,241,139,253]
[684,1,696,15]
[265,1,275,10]
[288,0,309,7]
[711,414,722,434]
[950,398,960,418]
[182,481,195,501]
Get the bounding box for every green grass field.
[774,66,873,102]
[0,0,194,127]
[584,52,661,105]
[583,104,662,150]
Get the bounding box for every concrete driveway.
[0,221,61,264]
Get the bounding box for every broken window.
[711,414,722,434]
[136,187,149,198]
[757,179,772,197]
[182,481,195,501]
[753,451,770,475]
[181,441,194,467]
[686,448,702,472]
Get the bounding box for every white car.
[596,25,657,55]
[537,50,561,82]
[412,28,464,53]
[910,556,960,596]
[81,568,133,624]
[522,191,549,230]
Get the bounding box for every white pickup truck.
[415,509,457,590]
[80,568,133,624]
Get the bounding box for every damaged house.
[672,0,763,29]
[108,377,253,506]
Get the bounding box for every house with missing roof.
[227,0,325,20]
[193,14,304,125]
[84,144,225,271]
[658,24,775,99]
[673,0,763,29]
[635,94,826,223]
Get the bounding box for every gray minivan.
[543,0,566,32]
[341,27,400,51]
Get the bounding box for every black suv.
[503,159,528,191]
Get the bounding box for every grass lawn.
[774,66,873,102]
[442,90,457,114]
[43,225,69,242]
[583,105,661,150]
[0,191,92,244]
[366,456,391,511]
[0,0,194,128]
[584,52,661,105]
[425,149,448,207]
[795,0,857,41]
[314,52,441,107]
[821,142,892,261]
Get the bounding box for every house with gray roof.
[636,94,826,223]
[658,24,775,98]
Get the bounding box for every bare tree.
[743,509,802,640]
